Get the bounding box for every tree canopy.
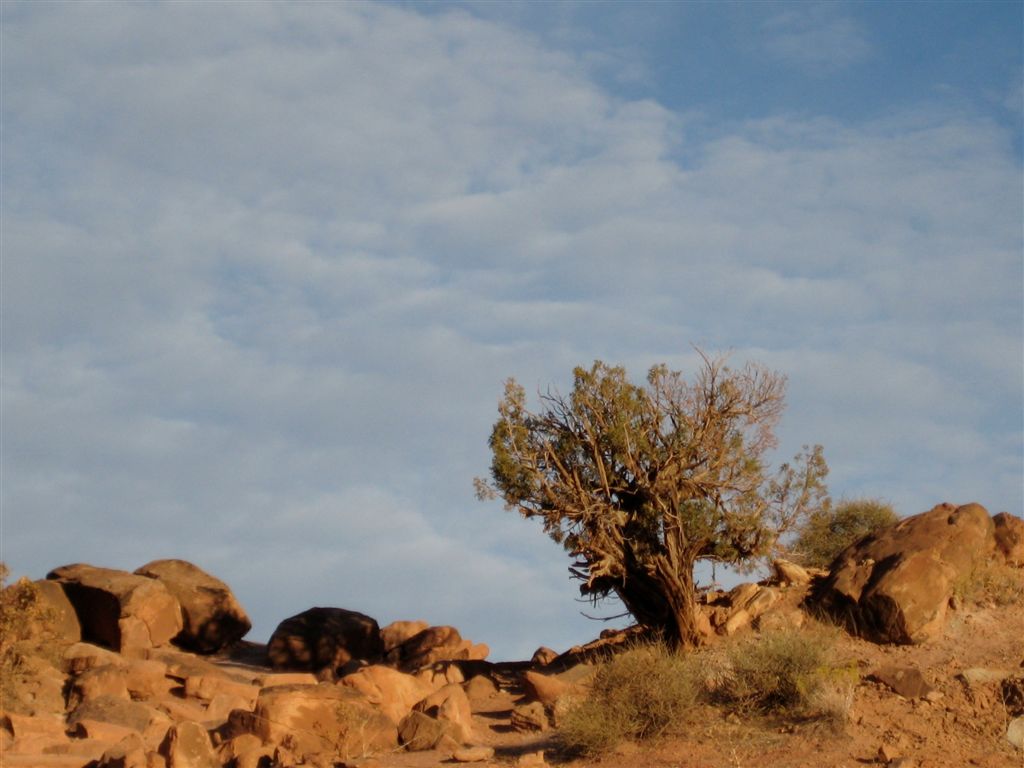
[477,352,829,647]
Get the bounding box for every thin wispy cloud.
[761,4,872,73]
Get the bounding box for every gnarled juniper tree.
[476,352,829,648]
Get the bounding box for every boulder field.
[2,503,1021,767]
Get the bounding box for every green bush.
[792,498,897,568]
[559,642,702,755]
[715,628,857,724]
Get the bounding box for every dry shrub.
[0,563,54,710]
[717,627,857,724]
[559,642,702,755]
[954,559,1024,608]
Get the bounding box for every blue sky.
[2,1,1021,660]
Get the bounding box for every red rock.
[812,503,995,644]
[413,683,474,744]
[158,721,217,768]
[47,564,183,655]
[993,512,1024,567]
[134,560,251,653]
[249,683,396,760]
[339,664,433,725]
[266,607,383,673]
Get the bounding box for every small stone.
[510,701,548,732]
[959,667,1010,685]
[869,666,935,699]
[516,751,547,767]
[1007,716,1024,749]
[450,745,495,762]
[878,743,900,762]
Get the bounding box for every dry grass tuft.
[714,626,857,725]
[559,641,702,755]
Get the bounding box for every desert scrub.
[559,642,702,755]
[0,563,54,709]
[792,498,897,569]
[715,627,857,723]
[953,559,1024,608]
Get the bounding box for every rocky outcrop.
[266,606,383,673]
[811,502,996,644]
[993,512,1024,567]
[339,664,434,724]
[47,564,184,655]
[388,625,489,671]
[5,560,511,768]
[134,559,251,653]
[248,682,397,760]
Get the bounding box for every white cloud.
[760,4,873,73]
[2,2,1019,659]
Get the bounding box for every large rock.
[380,620,430,655]
[389,625,488,672]
[47,564,184,655]
[412,683,474,744]
[67,696,172,749]
[397,709,454,752]
[267,607,383,673]
[31,580,82,645]
[249,683,396,761]
[159,720,217,768]
[811,502,995,644]
[339,664,434,725]
[134,559,251,653]
[993,512,1024,567]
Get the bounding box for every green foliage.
[559,642,702,755]
[791,498,897,569]
[478,353,829,645]
[716,628,857,722]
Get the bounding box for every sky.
[2,1,1021,661]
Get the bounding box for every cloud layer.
[3,2,1021,658]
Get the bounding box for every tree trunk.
[613,553,702,648]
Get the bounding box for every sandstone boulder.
[249,683,396,760]
[397,709,453,751]
[810,502,995,644]
[771,559,813,587]
[267,607,383,673]
[380,620,430,655]
[389,625,488,671]
[134,559,251,653]
[339,664,433,725]
[522,670,568,708]
[993,512,1024,567]
[869,665,935,699]
[510,701,548,732]
[1,653,67,716]
[31,579,82,645]
[95,733,147,768]
[159,720,217,768]
[67,665,131,709]
[47,564,184,655]
[412,683,474,744]
[63,642,127,675]
[67,696,172,750]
